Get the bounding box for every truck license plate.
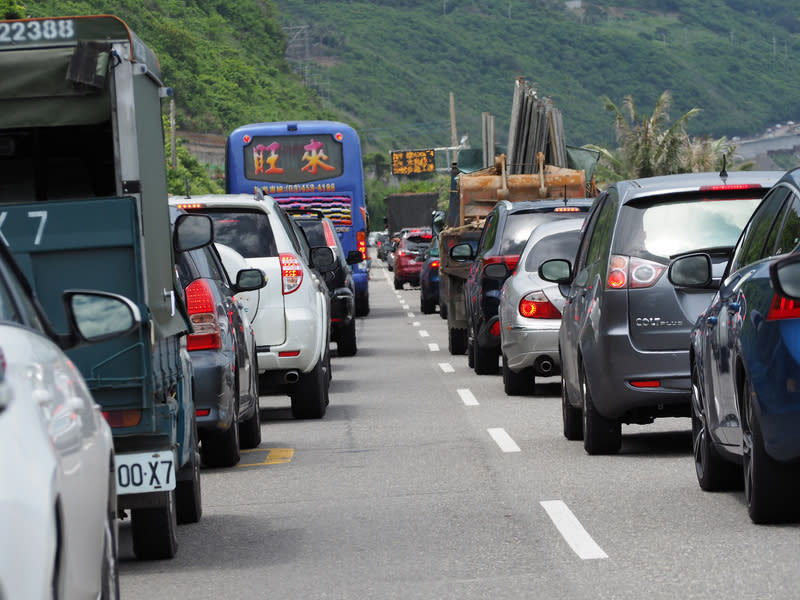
[115,451,176,494]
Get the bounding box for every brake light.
[630,380,661,388]
[519,291,562,319]
[606,255,665,290]
[175,203,205,210]
[185,279,222,350]
[767,294,800,321]
[699,184,763,192]
[554,207,582,212]
[280,253,303,294]
[323,221,338,247]
[490,320,502,337]
[196,409,211,417]
[102,410,142,428]
[431,260,440,269]
[358,230,367,261]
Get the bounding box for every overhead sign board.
[391,149,435,175]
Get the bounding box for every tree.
[0,0,25,18]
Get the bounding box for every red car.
[393,228,433,289]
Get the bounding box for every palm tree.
[586,90,701,182]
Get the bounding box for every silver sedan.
[498,218,584,395]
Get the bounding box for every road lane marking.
[413,321,421,327]
[487,428,521,452]
[428,343,440,352]
[540,500,608,560]
[438,362,454,373]
[237,448,295,467]
[457,388,479,406]
[402,304,410,309]
[419,330,430,338]
[408,312,415,317]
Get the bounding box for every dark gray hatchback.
[540,170,782,454]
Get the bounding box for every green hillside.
[15,0,800,156]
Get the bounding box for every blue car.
[671,166,800,523]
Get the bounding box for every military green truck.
[0,15,205,560]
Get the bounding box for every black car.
[453,198,594,375]
[291,210,362,357]
[172,207,267,467]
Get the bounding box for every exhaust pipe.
[534,357,554,376]
[284,370,300,384]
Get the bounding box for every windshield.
[615,196,761,261]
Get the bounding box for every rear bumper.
[330,286,355,326]
[189,349,236,432]
[256,306,322,374]
[502,320,561,373]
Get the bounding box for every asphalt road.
[118,257,800,600]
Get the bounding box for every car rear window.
[403,236,431,253]
[615,195,762,261]
[501,212,585,255]
[204,209,278,258]
[296,220,326,246]
[524,230,582,272]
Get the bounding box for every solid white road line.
[438,362,454,373]
[457,388,479,406]
[540,500,609,560]
[487,428,521,453]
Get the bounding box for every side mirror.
[310,246,336,273]
[346,249,362,265]
[174,213,213,252]
[234,268,267,292]
[62,290,141,344]
[450,242,475,262]
[539,259,572,284]
[770,252,800,299]
[483,262,509,280]
[668,253,713,288]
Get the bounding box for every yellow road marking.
[236,447,294,467]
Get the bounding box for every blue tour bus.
[226,120,370,316]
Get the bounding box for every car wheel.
[201,399,241,468]
[502,354,535,395]
[473,340,499,375]
[100,464,120,599]
[131,489,178,560]
[239,389,262,450]
[176,424,203,524]
[355,293,370,317]
[448,327,467,355]
[439,302,448,320]
[561,371,583,441]
[581,365,621,454]
[337,318,358,357]
[291,356,328,419]
[420,293,435,315]
[691,364,740,491]
[743,377,800,523]
[393,277,403,290]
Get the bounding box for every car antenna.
[720,155,728,183]
[184,177,191,199]
[563,185,568,205]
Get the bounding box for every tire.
[201,400,241,468]
[691,364,740,491]
[562,371,583,441]
[743,377,800,523]
[448,327,467,355]
[420,293,435,315]
[439,302,448,320]
[393,277,403,290]
[176,427,202,524]
[502,354,535,395]
[100,466,120,599]
[581,366,621,455]
[473,341,499,375]
[131,489,178,560]
[337,319,358,357]
[467,337,474,368]
[291,356,328,419]
[239,389,262,450]
[355,293,370,317]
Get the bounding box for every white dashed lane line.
[428,343,440,352]
[540,500,609,560]
[438,362,454,373]
[457,388,479,406]
[487,428,521,453]
[419,330,430,338]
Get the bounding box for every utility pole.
[170,98,176,170]
[450,91,457,165]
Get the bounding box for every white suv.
[169,193,334,419]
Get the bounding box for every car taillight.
[431,260,440,269]
[185,279,222,350]
[606,255,665,290]
[323,221,338,247]
[102,410,142,428]
[519,291,562,319]
[280,252,303,294]
[490,320,502,337]
[358,230,367,261]
[767,294,800,321]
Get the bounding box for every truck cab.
[0,15,204,559]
